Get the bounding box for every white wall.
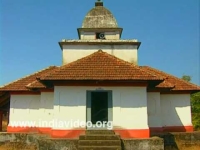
[112,87,148,129]
[39,92,54,128]
[81,32,95,40]
[147,92,162,128]
[53,86,86,130]
[62,45,138,65]
[160,94,192,127]
[9,95,40,127]
[53,86,148,130]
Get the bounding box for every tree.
[182,75,191,82]
[191,92,200,130]
[182,75,200,130]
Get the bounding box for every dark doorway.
[91,92,108,124]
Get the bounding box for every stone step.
[85,130,115,135]
[79,140,121,146]
[78,146,121,150]
[79,135,120,140]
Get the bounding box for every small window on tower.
[96,33,106,39]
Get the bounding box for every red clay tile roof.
[0,66,57,91]
[155,80,175,89]
[1,51,199,92]
[141,66,200,91]
[39,50,163,81]
[26,80,46,89]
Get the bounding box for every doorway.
[91,92,108,124]
[86,91,112,129]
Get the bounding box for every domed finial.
[95,0,103,7]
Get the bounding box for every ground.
[0,143,37,150]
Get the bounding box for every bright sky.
[0,0,199,86]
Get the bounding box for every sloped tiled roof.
[155,80,175,89]
[40,50,162,81]
[141,66,200,91]
[26,80,46,89]
[0,51,199,92]
[0,66,57,91]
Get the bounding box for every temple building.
[0,1,200,139]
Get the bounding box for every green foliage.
[182,75,191,82]
[191,92,200,130]
[181,75,200,131]
[192,113,200,130]
[191,92,200,113]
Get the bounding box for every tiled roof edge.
[0,66,57,89]
[142,66,200,90]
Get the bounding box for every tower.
[59,0,141,65]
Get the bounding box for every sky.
[0,0,199,86]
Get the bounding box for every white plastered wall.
[9,95,40,127]
[81,32,95,40]
[147,92,162,128]
[39,92,54,128]
[53,86,86,130]
[160,94,192,127]
[62,45,138,65]
[53,86,148,130]
[112,87,148,129]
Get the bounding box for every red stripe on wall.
[149,127,163,135]
[150,125,193,135]
[51,129,86,139]
[163,126,193,132]
[114,129,150,138]
[38,127,52,134]
[7,126,193,138]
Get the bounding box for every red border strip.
[114,129,150,138]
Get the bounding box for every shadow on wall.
[150,94,192,136]
[162,96,190,131]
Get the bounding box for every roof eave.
[59,40,141,50]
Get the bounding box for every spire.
[95,0,103,7]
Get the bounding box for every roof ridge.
[57,50,160,79]
[47,50,102,70]
[40,51,105,79]
[0,66,57,88]
[41,50,163,81]
[26,80,46,89]
[40,51,112,79]
[26,66,59,89]
[142,66,200,89]
[26,79,37,87]
[26,80,39,88]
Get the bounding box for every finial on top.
[95,0,103,7]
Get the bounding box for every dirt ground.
[0,142,37,150]
[0,115,36,150]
